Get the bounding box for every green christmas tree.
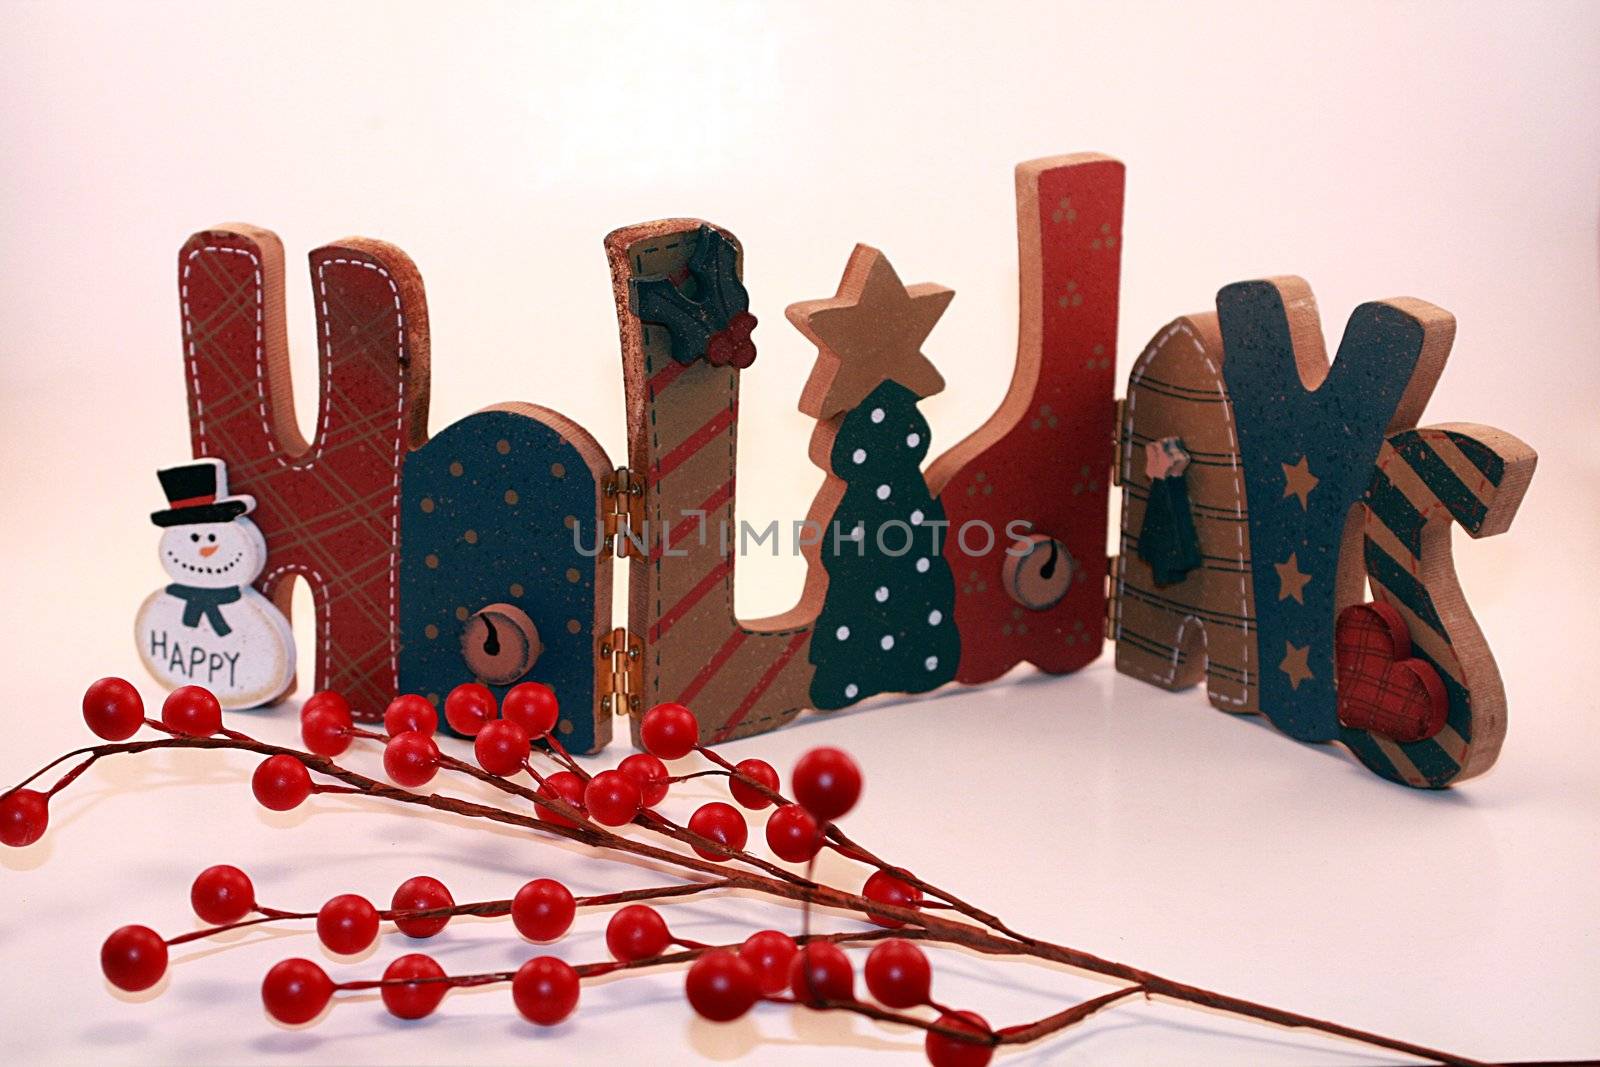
[787,245,960,711]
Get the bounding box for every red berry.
[384,693,437,737]
[583,770,641,826]
[162,685,222,737]
[925,1010,994,1067]
[765,803,824,863]
[384,731,441,788]
[474,718,531,777]
[252,754,312,811]
[300,707,352,757]
[864,939,931,1008]
[191,864,255,925]
[863,870,923,928]
[792,746,861,822]
[685,949,759,1022]
[639,702,698,760]
[512,878,575,942]
[301,690,353,727]
[535,770,586,828]
[380,953,448,1020]
[101,925,168,992]
[317,893,379,956]
[391,876,453,939]
[82,677,144,741]
[502,682,560,738]
[688,802,748,861]
[729,758,780,809]
[617,752,669,807]
[512,956,579,1025]
[261,958,334,1025]
[605,904,671,962]
[0,789,48,848]
[739,930,797,996]
[789,941,853,1006]
[443,682,496,737]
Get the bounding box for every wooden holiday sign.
[154,153,1535,783]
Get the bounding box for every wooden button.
[460,603,542,685]
[1002,534,1075,611]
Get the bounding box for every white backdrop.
[2,3,1597,1064]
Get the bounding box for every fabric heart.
[1335,601,1448,743]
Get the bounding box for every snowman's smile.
[167,549,245,577]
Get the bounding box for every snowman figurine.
[134,459,295,709]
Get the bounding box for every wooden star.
[1274,552,1312,604]
[787,244,952,419]
[1280,641,1314,690]
[1281,455,1319,509]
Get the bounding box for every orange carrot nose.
[199,545,219,558]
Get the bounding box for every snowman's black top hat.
[151,459,256,527]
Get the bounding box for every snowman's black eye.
[190,533,199,542]
[207,533,216,543]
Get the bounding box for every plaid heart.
[1335,601,1448,743]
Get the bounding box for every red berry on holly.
[317,893,379,956]
[605,904,671,962]
[688,801,748,861]
[924,1009,994,1067]
[101,925,168,992]
[301,690,353,727]
[617,752,670,807]
[384,693,436,737]
[252,754,312,811]
[384,731,441,789]
[729,758,780,809]
[391,876,453,939]
[765,803,824,863]
[789,941,853,1006]
[502,682,560,738]
[162,685,222,737]
[512,878,576,942]
[864,938,932,1008]
[512,956,579,1026]
[380,953,448,1020]
[534,770,586,828]
[639,702,698,760]
[443,682,496,737]
[863,869,923,928]
[261,958,334,1025]
[474,718,531,777]
[791,746,861,822]
[191,864,255,925]
[82,677,144,741]
[685,949,760,1022]
[739,929,798,996]
[300,707,351,757]
[583,769,641,826]
[0,788,48,848]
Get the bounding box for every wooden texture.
[178,226,430,720]
[397,405,614,754]
[1341,423,1536,786]
[1111,315,1258,713]
[926,154,1123,683]
[607,221,814,746]
[1218,278,1450,742]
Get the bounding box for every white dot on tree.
[870,408,885,423]
[910,509,924,525]
[845,683,859,699]
[835,625,850,641]
[874,586,888,603]
[925,656,938,671]
[880,635,894,650]
[876,484,890,500]
[852,448,867,464]
[906,433,921,448]
[916,557,930,573]
[928,609,943,625]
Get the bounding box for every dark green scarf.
[166,584,242,637]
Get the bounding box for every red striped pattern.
[712,631,810,743]
[677,630,749,705]
[649,556,734,643]
[651,479,735,561]
[653,406,735,482]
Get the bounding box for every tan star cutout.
[1282,455,1319,509]
[786,244,952,419]
[1280,641,1314,690]
[1274,552,1312,603]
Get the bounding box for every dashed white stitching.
[1113,320,1252,705]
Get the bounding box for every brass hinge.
[1110,396,1128,487]
[1103,554,1120,641]
[602,466,645,558]
[597,627,643,717]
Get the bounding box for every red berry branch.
[0,677,1486,1066]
